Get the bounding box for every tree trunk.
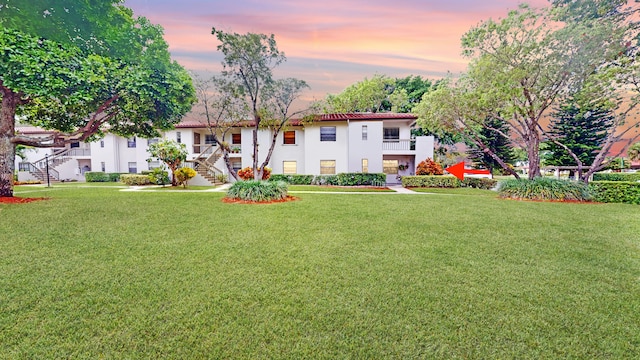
[0,90,19,197]
[526,132,541,180]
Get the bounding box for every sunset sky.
[123,0,550,101]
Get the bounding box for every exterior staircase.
[187,145,224,185]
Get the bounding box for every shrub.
[108,173,121,182]
[175,167,197,188]
[120,174,151,186]
[312,175,339,185]
[215,174,229,184]
[14,180,42,185]
[226,180,288,202]
[85,172,109,182]
[592,172,640,182]
[589,181,640,204]
[336,173,386,186]
[498,178,592,201]
[462,178,498,190]
[237,167,271,180]
[416,158,444,175]
[402,175,461,188]
[269,174,314,185]
[148,168,170,186]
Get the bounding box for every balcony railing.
[383,139,415,151]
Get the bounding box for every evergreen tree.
[467,117,514,173]
[543,101,613,175]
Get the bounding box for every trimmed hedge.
[270,174,315,185]
[498,178,592,201]
[227,180,288,202]
[120,174,151,186]
[589,181,640,204]
[270,173,386,186]
[462,178,498,190]
[592,172,640,182]
[85,172,121,182]
[402,175,461,188]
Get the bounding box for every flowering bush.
[237,167,271,180]
[416,158,444,175]
[175,167,197,188]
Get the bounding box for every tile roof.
[175,112,417,128]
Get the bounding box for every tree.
[543,100,614,178]
[147,140,188,186]
[628,142,640,162]
[393,75,439,113]
[467,117,514,174]
[321,74,407,113]
[0,2,195,197]
[415,3,639,182]
[211,27,309,180]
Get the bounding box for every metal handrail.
[383,139,416,151]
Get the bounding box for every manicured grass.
[289,185,394,192]
[1,187,639,358]
[409,187,498,197]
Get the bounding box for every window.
[383,128,400,140]
[362,159,368,173]
[101,162,105,172]
[231,161,242,172]
[128,162,137,173]
[18,162,30,171]
[148,160,161,170]
[283,161,297,174]
[320,126,336,141]
[362,125,368,141]
[205,134,216,145]
[320,160,336,174]
[148,138,159,145]
[127,137,136,148]
[100,140,104,148]
[232,133,241,144]
[283,131,296,145]
[176,132,182,143]
[383,160,398,174]
[70,142,80,148]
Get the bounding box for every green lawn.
[288,185,394,192]
[2,185,639,358]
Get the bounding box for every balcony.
[383,139,415,152]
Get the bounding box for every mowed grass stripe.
[1,187,639,358]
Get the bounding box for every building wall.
[304,121,348,175]
[348,120,384,173]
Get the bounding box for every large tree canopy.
[415,2,639,181]
[0,1,195,197]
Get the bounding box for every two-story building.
[17,113,435,185]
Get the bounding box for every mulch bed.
[0,197,50,204]
[222,195,300,204]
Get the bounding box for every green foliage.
[148,168,170,186]
[462,178,498,190]
[226,180,289,202]
[175,167,197,188]
[108,173,121,182]
[84,172,109,182]
[467,117,514,173]
[402,176,461,188]
[311,175,339,186]
[269,174,315,185]
[335,173,386,186]
[120,174,151,186]
[543,100,613,168]
[322,74,407,113]
[589,181,640,204]
[592,172,640,182]
[416,158,444,175]
[498,178,592,201]
[627,142,640,161]
[215,174,229,184]
[147,140,188,186]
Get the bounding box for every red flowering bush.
[416,158,444,175]
[237,167,271,180]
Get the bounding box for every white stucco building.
[17,113,435,185]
